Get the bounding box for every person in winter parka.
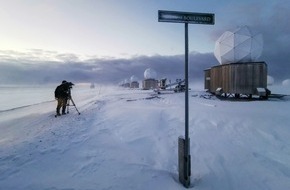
[54,80,71,116]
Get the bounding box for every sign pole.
[158,10,214,188]
[185,23,189,149]
[184,22,191,188]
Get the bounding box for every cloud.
[0,50,217,85]
[0,40,289,86]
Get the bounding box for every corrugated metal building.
[204,62,270,98]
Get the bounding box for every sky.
[0,0,290,85]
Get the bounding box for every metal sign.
[158,10,215,25]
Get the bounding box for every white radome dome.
[130,75,138,82]
[214,26,263,65]
[282,79,290,86]
[124,79,129,84]
[144,68,157,79]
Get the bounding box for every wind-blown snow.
[0,84,290,190]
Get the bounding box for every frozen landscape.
[0,83,290,190]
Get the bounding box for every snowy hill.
[0,84,290,190]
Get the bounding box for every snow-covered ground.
[0,84,290,190]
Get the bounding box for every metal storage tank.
[204,62,270,98]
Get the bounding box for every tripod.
[66,96,81,115]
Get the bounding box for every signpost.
[158,10,214,188]
[158,10,215,25]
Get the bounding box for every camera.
[66,82,74,89]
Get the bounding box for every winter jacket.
[54,83,70,99]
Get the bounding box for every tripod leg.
[70,98,81,115]
[66,99,70,114]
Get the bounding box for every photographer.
[54,80,74,116]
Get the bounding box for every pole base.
[178,136,191,188]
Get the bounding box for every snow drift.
[0,84,290,190]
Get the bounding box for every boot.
[56,108,61,116]
[62,107,66,115]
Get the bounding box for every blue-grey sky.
[0,0,289,84]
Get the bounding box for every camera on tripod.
[65,82,80,115]
[66,82,74,98]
